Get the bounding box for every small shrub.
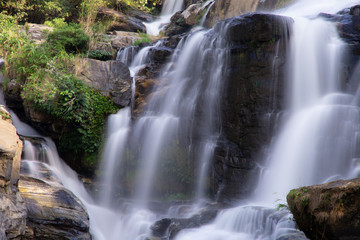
[47,23,90,54]
[88,49,113,61]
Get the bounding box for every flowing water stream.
[144,0,184,36]
[2,0,360,239]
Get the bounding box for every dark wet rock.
[77,58,132,107]
[213,13,292,201]
[164,34,186,49]
[128,8,155,22]
[97,7,146,33]
[164,12,192,36]
[151,218,171,237]
[3,80,23,112]
[287,178,360,240]
[148,47,173,64]
[214,139,259,201]
[19,175,91,240]
[150,208,219,239]
[133,76,160,116]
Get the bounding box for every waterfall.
[144,0,184,36]
[2,0,360,240]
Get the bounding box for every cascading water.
[104,20,230,207]
[144,0,184,36]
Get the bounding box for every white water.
[144,0,184,36]
[99,108,131,206]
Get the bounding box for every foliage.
[44,17,67,28]
[0,0,82,23]
[47,23,90,54]
[0,0,30,21]
[22,72,118,160]
[108,0,161,12]
[0,13,28,58]
[0,110,11,120]
[88,49,113,61]
[0,12,118,168]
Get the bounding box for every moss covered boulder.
[287,178,360,240]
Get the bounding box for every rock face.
[77,58,132,107]
[24,23,53,45]
[98,7,146,33]
[203,0,286,28]
[0,108,23,189]
[19,175,91,240]
[287,178,360,240]
[0,106,27,239]
[214,13,292,200]
[164,12,192,36]
[204,0,259,27]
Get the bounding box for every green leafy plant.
[88,49,113,61]
[47,23,90,54]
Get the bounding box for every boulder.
[98,7,146,33]
[287,178,360,240]
[0,192,27,239]
[163,12,192,36]
[0,110,23,190]
[111,31,144,49]
[19,175,91,240]
[77,58,132,107]
[24,23,53,45]
[148,46,173,63]
[182,4,202,26]
[0,108,27,239]
[150,207,219,239]
[110,31,160,50]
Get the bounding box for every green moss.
[133,33,152,46]
[0,111,11,120]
